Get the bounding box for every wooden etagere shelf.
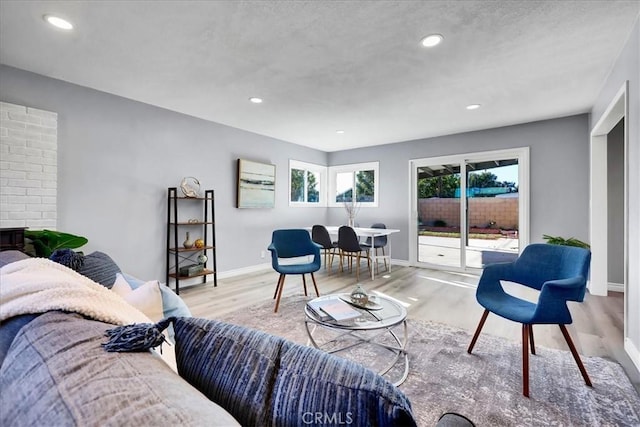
[166,187,217,295]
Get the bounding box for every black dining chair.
[337,226,371,281]
[311,225,338,273]
[362,223,388,274]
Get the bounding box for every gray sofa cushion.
[173,317,417,427]
[0,250,30,268]
[0,311,239,427]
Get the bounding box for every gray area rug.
[219,295,640,426]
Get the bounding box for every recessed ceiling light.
[336,130,345,134]
[420,34,443,48]
[249,97,263,104]
[466,104,481,110]
[43,15,73,30]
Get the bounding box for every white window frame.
[328,161,379,208]
[288,159,327,207]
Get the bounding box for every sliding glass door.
[410,148,528,271]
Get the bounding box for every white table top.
[307,226,400,236]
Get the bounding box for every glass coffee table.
[304,293,409,386]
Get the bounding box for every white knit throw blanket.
[0,258,151,325]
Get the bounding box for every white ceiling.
[1,1,639,152]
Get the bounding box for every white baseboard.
[608,282,625,293]
[389,258,410,267]
[216,262,272,279]
[624,337,640,373]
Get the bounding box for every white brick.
[9,195,40,204]
[24,147,42,157]
[7,179,41,188]
[28,219,56,228]
[42,150,57,160]
[41,118,58,128]
[42,181,56,189]
[42,165,56,173]
[9,145,26,155]
[7,111,41,125]
[23,131,41,141]
[18,163,43,172]
[27,140,56,150]
[0,119,26,130]
[41,196,56,204]
[7,128,27,139]
[26,125,56,137]
[42,212,57,219]
[27,188,56,196]
[0,161,7,170]
[1,187,26,196]
[0,128,8,137]
[0,170,26,179]
[0,212,8,220]
[27,172,56,181]
[3,153,26,163]
[26,107,57,119]
[0,219,27,228]
[11,211,42,220]
[2,137,26,147]
[38,157,56,166]
[37,204,56,212]
[41,135,56,143]
[1,102,27,113]
[2,204,25,212]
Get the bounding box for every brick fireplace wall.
[0,101,57,229]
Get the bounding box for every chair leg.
[302,274,308,296]
[523,324,530,397]
[374,247,379,275]
[274,274,286,313]
[273,274,284,299]
[559,324,592,387]
[529,325,536,355]
[467,309,490,353]
[310,272,320,297]
[382,246,388,271]
[355,253,360,281]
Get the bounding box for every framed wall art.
[236,159,276,208]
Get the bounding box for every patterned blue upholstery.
[173,317,417,427]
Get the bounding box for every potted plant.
[24,229,88,258]
[542,234,590,249]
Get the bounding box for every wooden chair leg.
[382,246,388,271]
[529,325,536,355]
[274,274,286,313]
[523,324,530,397]
[302,274,308,296]
[467,309,490,353]
[355,253,360,281]
[559,324,592,387]
[310,272,320,297]
[273,274,284,299]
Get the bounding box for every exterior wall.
[0,101,57,229]
[419,197,518,230]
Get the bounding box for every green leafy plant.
[24,229,88,258]
[542,234,590,249]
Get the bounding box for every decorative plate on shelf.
[339,294,383,310]
[180,177,201,198]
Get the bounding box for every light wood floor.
[181,260,640,393]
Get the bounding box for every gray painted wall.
[327,115,591,261]
[591,17,639,371]
[0,65,329,281]
[608,119,625,285]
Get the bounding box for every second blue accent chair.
[268,229,322,313]
[467,243,592,397]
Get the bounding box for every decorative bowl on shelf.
[180,177,201,198]
[194,238,205,248]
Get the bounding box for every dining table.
[306,226,400,280]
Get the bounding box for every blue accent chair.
[467,243,592,397]
[268,229,322,312]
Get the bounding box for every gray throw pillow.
[76,251,121,288]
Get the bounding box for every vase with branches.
[344,200,361,227]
